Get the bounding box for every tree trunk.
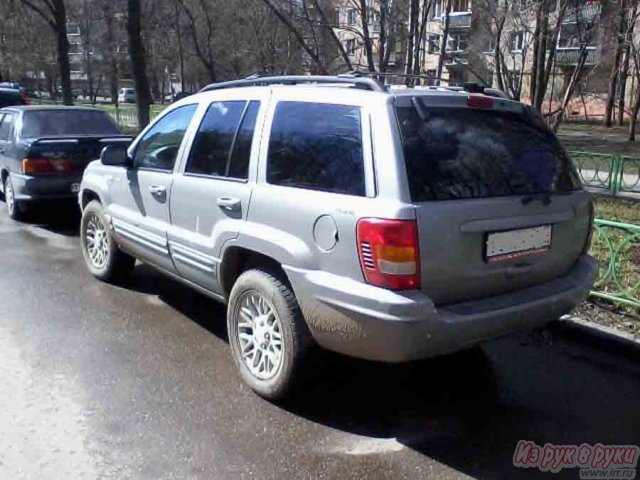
[494,17,506,92]
[358,0,376,72]
[604,6,626,127]
[618,3,637,126]
[413,0,432,78]
[552,48,588,132]
[127,0,151,129]
[533,4,549,111]
[629,80,640,140]
[405,0,419,84]
[436,0,452,84]
[529,1,543,104]
[53,0,73,106]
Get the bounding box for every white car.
[118,88,136,103]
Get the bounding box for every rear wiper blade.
[522,193,552,206]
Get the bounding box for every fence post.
[612,155,622,196]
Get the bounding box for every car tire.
[4,174,25,220]
[227,269,313,400]
[80,200,135,282]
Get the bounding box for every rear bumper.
[10,172,82,201]
[284,255,598,362]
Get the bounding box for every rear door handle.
[216,196,241,212]
[148,185,166,196]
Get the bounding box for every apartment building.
[333,0,622,117]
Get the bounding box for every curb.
[558,315,640,351]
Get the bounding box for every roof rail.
[199,74,386,93]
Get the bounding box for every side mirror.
[100,145,132,167]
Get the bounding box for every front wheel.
[80,200,135,282]
[227,269,312,400]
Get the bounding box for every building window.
[428,34,440,54]
[510,31,525,52]
[67,22,80,35]
[446,33,468,52]
[451,0,470,12]
[347,8,358,25]
[69,43,83,55]
[345,39,357,55]
[367,7,380,31]
[558,23,597,48]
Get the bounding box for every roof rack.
[200,74,386,93]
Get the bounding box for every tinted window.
[267,102,365,196]
[135,104,198,171]
[186,101,246,178]
[395,104,581,201]
[229,102,260,179]
[21,110,120,137]
[0,91,23,108]
[0,114,14,141]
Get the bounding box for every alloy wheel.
[85,213,110,269]
[5,180,14,215]
[236,291,284,380]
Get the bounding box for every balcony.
[555,47,598,66]
[443,51,468,66]
[564,2,601,23]
[440,12,471,29]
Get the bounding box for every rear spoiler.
[30,136,133,146]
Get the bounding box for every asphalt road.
[1,203,639,480]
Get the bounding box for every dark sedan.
[0,106,131,219]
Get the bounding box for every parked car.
[78,75,598,400]
[118,88,136,103]
[0,106,131,219]
[0,88,27,108]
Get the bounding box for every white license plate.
[71,183,80,193]
[486,225,552,262]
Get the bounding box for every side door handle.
[148,185,167,196]
[216,196,241,212]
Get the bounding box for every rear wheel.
[227,269,312,400]
[4,175,25,220]
[81,200,135,282]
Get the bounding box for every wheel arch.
[220,246,289,298]
[80,188,103,210]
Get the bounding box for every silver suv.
[79,75,598,399]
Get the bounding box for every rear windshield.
[395,103,581,201]
[0,91,24,108]
[21,110,120,138]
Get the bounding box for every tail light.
[467,94,494,109]
[20,91,31,105]
[583,201,595,254]
[357,218,420,290]
[22,158,75,174]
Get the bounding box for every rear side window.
[186,100,259,180]
[0,113,14,141]
[395,103,581,201]
[21,110,120,138]
[0,92,23,108]
[267,101,365,196]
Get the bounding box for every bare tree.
[435,0,452,82]
[19,0,73,104]
[126,0,152,128]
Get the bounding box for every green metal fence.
[570,151,640,197]
[590,219,640,309]
[563,153,640,309]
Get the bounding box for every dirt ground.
[558,122,640,156]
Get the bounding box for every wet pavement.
[1,204,639,480]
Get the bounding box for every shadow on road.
[18,201,81,237]
[114,263,640,480]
